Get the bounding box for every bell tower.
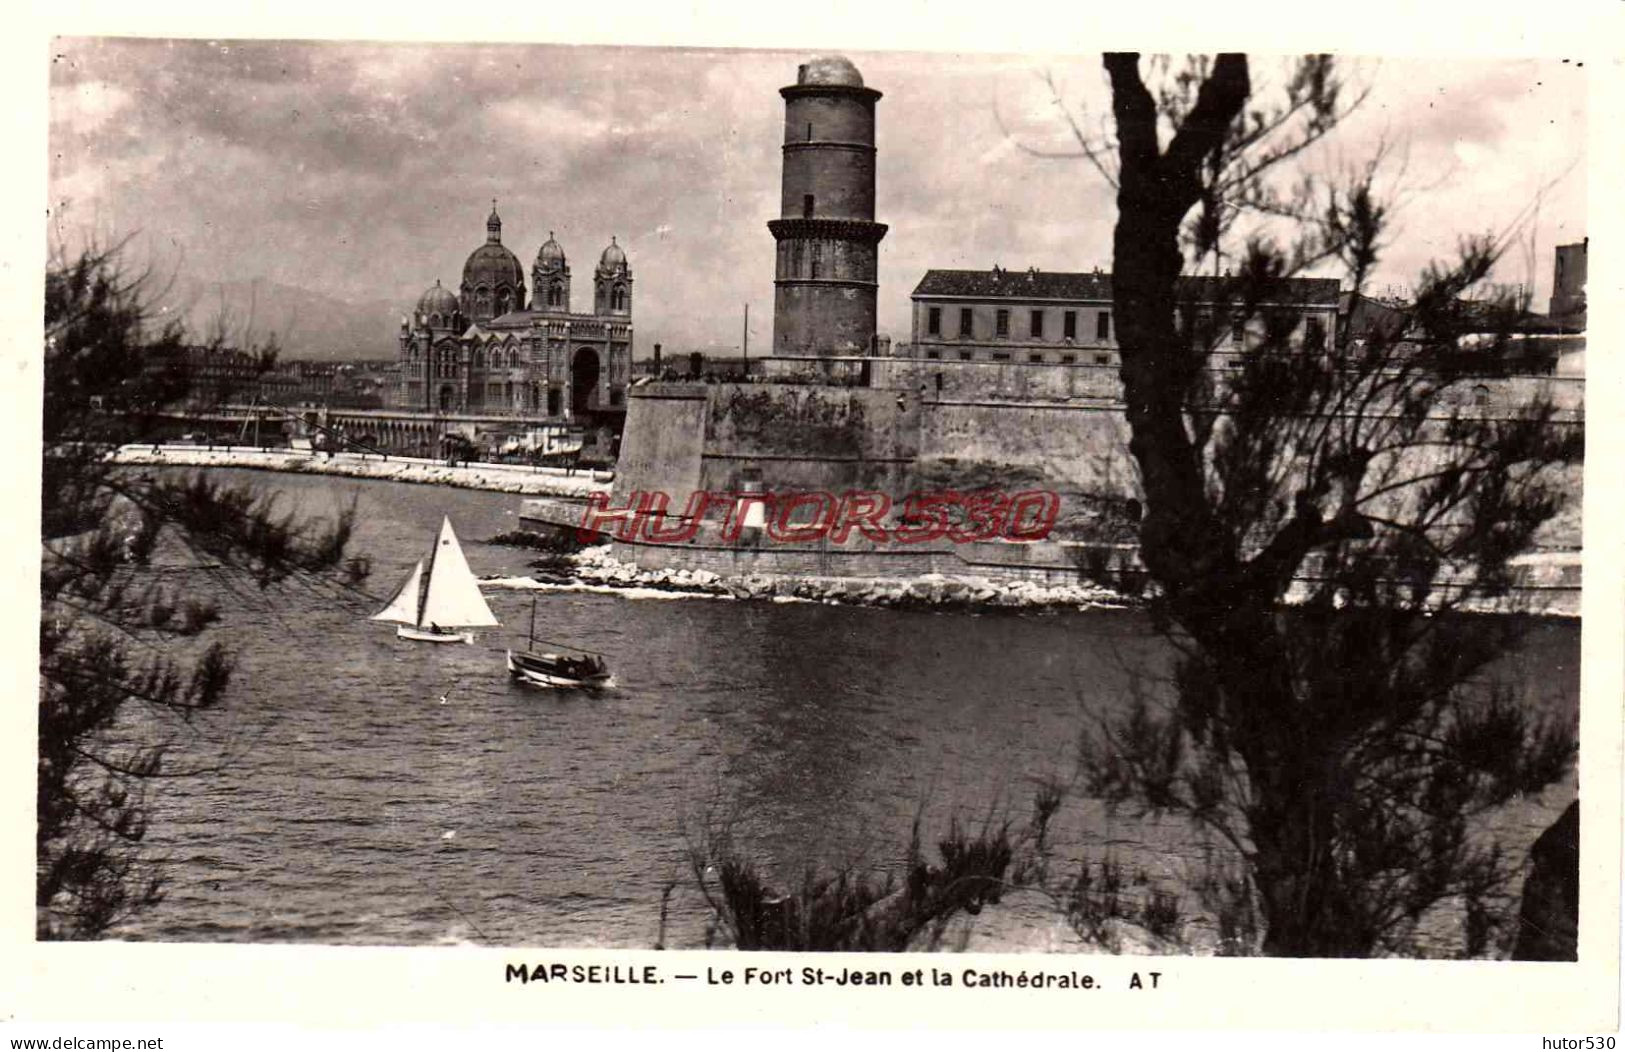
[768,55,887,363]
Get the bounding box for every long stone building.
[904,267,1339,369]
[397,204,632,421]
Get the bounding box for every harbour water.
[111,468,1580,949]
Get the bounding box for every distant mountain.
[156,276,403,360]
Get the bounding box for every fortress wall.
[876,357,1587,420]
[618,382,1139,545]
[610,387,708,505]
[610,379,1583,584]
[875,357,1124,401]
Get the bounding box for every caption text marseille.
[507,963,1162,990]
[578,489,1061,545]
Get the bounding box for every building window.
[959,308,973,337]
[1060,353,1077,364]
[810,244,821,279]
[925,350,941,360]
[1028,353,1044,363]
[1064,311,1077,340]
[803,194,815,219]
[1305,315,1327,351]
[1097,311,1111,341]
[1094,353,1110,365]
[1231,316,1245,344]
[996,309,1010,337]
[1030,310,1044,338]
[992,351,1011,362]
[958,350,973,361]
[927,307,942,336]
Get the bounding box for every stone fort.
[574,54,1583,601]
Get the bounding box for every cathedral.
[398,203,632,420]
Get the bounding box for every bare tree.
[1071,54,1579,956]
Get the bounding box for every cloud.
[49,44,1587,352]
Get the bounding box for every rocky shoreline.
[487,543,1135,612]
[483,540,1581,618]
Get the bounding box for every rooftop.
[913,268,1341,306]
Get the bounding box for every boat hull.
[506,649,611,689]
[398,625,474,644]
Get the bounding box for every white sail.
[418,517,500,629]
[370,561,424,625]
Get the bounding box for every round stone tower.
[768,54,888,360]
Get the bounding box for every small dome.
[536,232,566,269]
[797,54,864,88]
[598,236,627,271]
[416,279,458,317]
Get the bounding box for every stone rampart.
[604,379,1581,609]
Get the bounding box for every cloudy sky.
[48,40,1586,355]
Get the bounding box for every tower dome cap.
[536,231,566,268]
[598,235,627,270]
[797,54,864,87]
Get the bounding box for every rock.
[1513,799,1579,961]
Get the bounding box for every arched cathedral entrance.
[571,348,601,417]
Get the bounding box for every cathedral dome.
[597,236,627,272]
[462,203,526,293]
[797,54,864,88]
[416,279,458,318]
[536,232,566,270]
[462,242,525,293]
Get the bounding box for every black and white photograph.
[14,7,1621,1040]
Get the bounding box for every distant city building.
[397,204,631,420]
[904,267,1340,367]
[1549,238,1587,329]
[767,55,888,365]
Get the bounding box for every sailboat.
[506,596,611,689]
[371,517,501,643]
